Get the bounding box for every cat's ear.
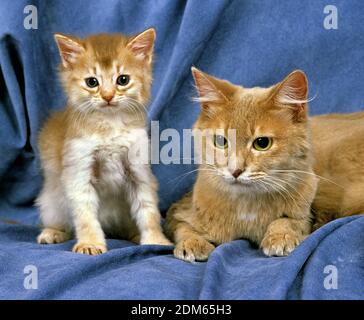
[54,33,85,68]
[127,28,156,63]
[192,67,234,116]
[272,70,309,121]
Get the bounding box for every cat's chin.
[101,103,118,108]
[223,177,255,186]
[95,104,129,114]
[220,178,260,191]
[96,103,120,110]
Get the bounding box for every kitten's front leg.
[126,163,171,246]
[63,139,107,255]
[260,217,311,256]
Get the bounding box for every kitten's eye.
[85,77,99,88]
[253,137,273,151]
[116,74,130,86]
[213,134,228,149]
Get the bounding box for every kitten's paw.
[140,232,173,246]
[174,238,215,262]
[72,242,107,255]
[37,228,71,244]
[261,232,302,256]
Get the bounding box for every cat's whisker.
[274,171,317,189]
[168,168,217,185]
[168,169,217,193]
[272,173,318,214]
[161,157,201,164]
[264,176,302,209]
[271,169,344,189]
[259,179,288,203]
[246,173,267,179]
[268,175,313,211]
[261,178,291,204]
[257,181,269,193]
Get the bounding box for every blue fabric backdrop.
[0,0,363,299]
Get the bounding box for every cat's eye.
[116,74,130,86]
[253,137,273,151]
[213,134,228,149]
[85,77,99,88]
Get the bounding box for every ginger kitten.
[311,111,364,229]
[165,68,317,262]
[36,28,171,255]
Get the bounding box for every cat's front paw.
[37,228,71,244]
[72,242,107,255]
[260,232,302,257]
[174,238,215,262]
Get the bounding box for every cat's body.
[36,29,171,254]
[311,111,364,228]
[38,109,145,241]
[165,68,317,262]
[167,176,315,247]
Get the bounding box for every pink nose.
[232,169,243,178]
[102,95,114,103]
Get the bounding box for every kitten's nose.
[232,169,244,178]
[102,95,114,103]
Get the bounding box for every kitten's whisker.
[125,96,148,112]
[118,96,147,121]
[121,100,141,118]
[71,101,94,127]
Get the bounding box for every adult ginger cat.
[165,68,318,262]
[311,111,364,229]
[36,29,171,255]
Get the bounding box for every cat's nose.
[102,95,114,103]
[232,169,244,178]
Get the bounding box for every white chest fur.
[238,212,257,221]
[93,126,149,191]
[63,120,149,193]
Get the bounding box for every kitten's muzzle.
[102,94,115,106]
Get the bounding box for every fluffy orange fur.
[165,68,318,262]
[311,111,364,228]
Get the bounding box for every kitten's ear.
[54,33,85,68]
[272,70,309,121]
[192,67,234,116]
[127,28,156,63]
